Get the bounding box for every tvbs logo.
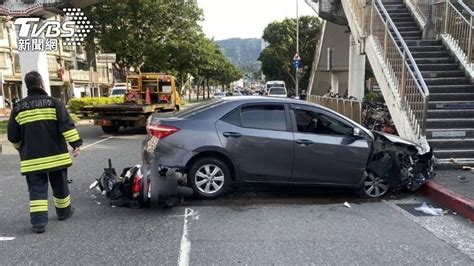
[14,8,92,52]
[15,18,75,38]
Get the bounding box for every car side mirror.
[353,128,363,138]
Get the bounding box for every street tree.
[259,16,322,95]
[85,0,202,78]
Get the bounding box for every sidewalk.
[419,170,474,221]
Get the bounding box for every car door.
[215,103,294,182]
[290,104,371,185]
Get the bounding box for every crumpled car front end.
[367,132,435,191]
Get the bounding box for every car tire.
[357,171,390,198]
[101,125,119,134]
[188,157,230,199]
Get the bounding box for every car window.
[269,88,286,95]
[241,105,286,131]
[293,109,353,136]
[222,108,241,126]
[176,99,224,118]
[111,89,126,95]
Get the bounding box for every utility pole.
[295,0,300,99]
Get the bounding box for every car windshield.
[111,89,126,95]
[269,88,286,95]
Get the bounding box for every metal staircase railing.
[346,0,430,138]
[409,0,473,67]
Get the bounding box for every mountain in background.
[216,38,262,74]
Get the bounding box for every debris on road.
[458,176,469,183]
[415,202,444,216]
[0,237,15,241]
[343,202,352,208]
[89,159,193,209]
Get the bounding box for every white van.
[109,83,127,97]
[267,87,288,98]
[265,80,286,92]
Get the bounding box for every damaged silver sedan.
[142,97,435,199]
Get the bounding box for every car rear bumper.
[141,135,193,171]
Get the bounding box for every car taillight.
[147,124,180,139]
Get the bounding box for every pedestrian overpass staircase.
[342,0,474,169]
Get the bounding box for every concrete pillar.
[330,72,340,94]
[19,51,51,97]
[348,35,366,100]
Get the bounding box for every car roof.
[220,96,346,119]
[222,96,300,104]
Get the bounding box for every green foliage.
[259,16,322,95]
[68,97,124,113]
[216,38,262,74]
[85,0,203,73]
[85,0,242,90]
[0,121,7,134]
[364,92,385,102]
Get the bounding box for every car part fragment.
[366,132,435,193]
[89,159,193,208]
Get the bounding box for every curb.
[419,181,474,221]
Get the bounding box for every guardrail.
[346,0,430,138]
[409,0,473,67]
[308,95,362,124]
[438,0,473,66]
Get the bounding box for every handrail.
[410,0,473,66]
[450,1,473,24]
[346,0,430,137]
[374,0,430,96]
[458,0,474,16]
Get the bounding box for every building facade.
[0,14,113,108]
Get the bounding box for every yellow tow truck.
[81,73,181,133]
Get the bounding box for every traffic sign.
[292,53,301,69]
[292,60,301,69]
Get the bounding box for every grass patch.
[0,121,7,134]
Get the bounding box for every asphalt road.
[0,125,473,265]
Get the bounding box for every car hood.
[371,131,419,148]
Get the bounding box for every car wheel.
[101,125,119,134]
[188,157,230,198]
[359,171,390,198]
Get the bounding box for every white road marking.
[383,199,474,260]
[177,208,194,266]
[0,237,15,241]
[81,136,114,150]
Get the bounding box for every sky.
[196,0,316,40]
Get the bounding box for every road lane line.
[177,208,194,266]
[81,136,114,150]
[0,237,15,241]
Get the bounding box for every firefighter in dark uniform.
[8,71,83,234]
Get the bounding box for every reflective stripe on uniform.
[30,199,48,213]
[54,195,71,208]
[62,129,80,143]
[20,153,72,173]
[15,108,57,125]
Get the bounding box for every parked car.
[142,97,435,199]
[267,87,288,98]
[110,83,127,97]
